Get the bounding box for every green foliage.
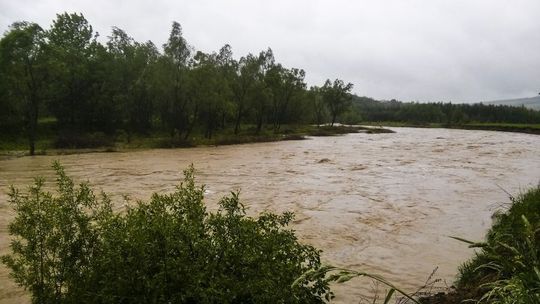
[106,27,158,137]
[155,21,193,140]
[2,11,540,154]
[352,96,540,125]
[454,186,540,303]
[307,86,328,127]
[1,161,111,303]
[230,52,264,134]
[265,64,307,132]
[321,79,354,126]
[46,13,99,130]
[0,21,47,155]
[2,163,331,303]
[189,49,232,139]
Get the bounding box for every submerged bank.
[4,121,540,159]
[0,125,394,159]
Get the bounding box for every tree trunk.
[256,116,263,135]
[234,110,242,135]
[29,138,35,156]
[28,98,38,156]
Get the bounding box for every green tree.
[46,13,98,130]
[214,44,235,130]
[322,79,353,126]
[188,50,230,139]
[251,49,275,134]
[231,53,261,134]
[0,22,48,155]
[1,162,111,303]
[308,86,327,127]
[156,21,193,140]
[106,27,158,140]
[266,64,306,132]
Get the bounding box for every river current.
[1,127,539,303]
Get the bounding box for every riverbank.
[362,122,540,135]
[4,121,539,158]
[420,186,540,303]
[0,125,394,158]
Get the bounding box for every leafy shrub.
[2,162,331,303]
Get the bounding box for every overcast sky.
[1,0,539,102]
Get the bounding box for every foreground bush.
[2,162,330,303]
[454,186,540,303]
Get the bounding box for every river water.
[1,127,539,303]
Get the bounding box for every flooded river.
[1,127,539,303]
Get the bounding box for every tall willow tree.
[0,22,48,155]
[322,79,353,126]
[107,27,158,139]
[156,21,193,140]
[308,86,327,127]
[46,12,98,130]
[251,48,275,133]
[266,64,306,132]
[189,50,230,139]
[231,53,261,134]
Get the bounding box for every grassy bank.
[0,123,393,157]
[362,122,540,135]
[421,186,540,303]
[450,123,540,135]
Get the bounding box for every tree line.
[351,96,540,125]
[0,12,354,155]
[2,12,540,155]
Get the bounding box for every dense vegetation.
[422,186,540,303]
[2,12,540,155]
[1,163,334,303]
[458,186,540,303]
[351,96,540,125]
[0,12,354,155]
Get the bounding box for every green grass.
[422,186,540,303]
[457,123,540,134]
[361,121,540,135]
[457,186,540,302]
[462,122,540,129]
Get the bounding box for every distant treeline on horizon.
[351,96,540,124]
[1,12,539,153]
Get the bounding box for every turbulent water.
[1,127,539,303]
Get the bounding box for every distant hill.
[484,96,540,110]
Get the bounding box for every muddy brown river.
[1,127,539,303]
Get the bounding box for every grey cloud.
[1,0,539,102]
